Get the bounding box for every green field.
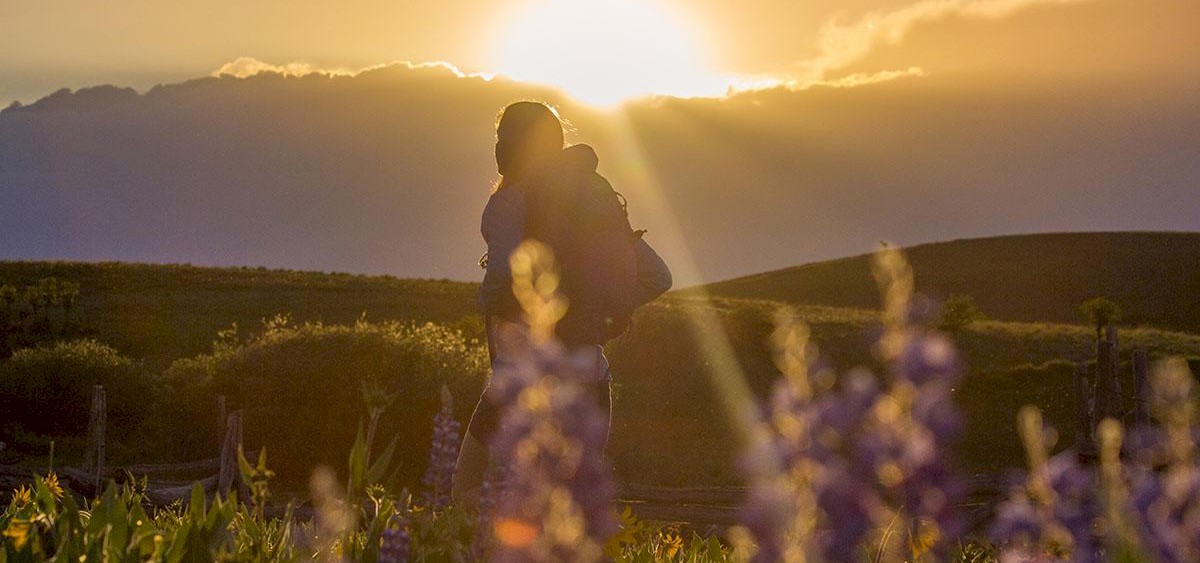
[694,231,1200,334]
[0,261,481,369]
[3,240,1199,488]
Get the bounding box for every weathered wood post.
[83,385,106,492]
[1095,329,1122,423]
[1074,362,1097,460]
[218,410,243,496]
[216,395,227,449]
[1132,348,1150,425]
[1106,326,1122,408]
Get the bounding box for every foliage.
[1077,297,1122,340]
[163,317,488,486]
[0,277,85,359]
[0,261,478,368]
[0,339,160,440]
[936,294,987,335]
[5,261,1200,488]
[13,248,1200,562]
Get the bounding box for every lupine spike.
[421,384,462,510]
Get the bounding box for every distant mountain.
[696,232,1200,333]
[2,63,1199,285]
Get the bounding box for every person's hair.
[494,101,565,189]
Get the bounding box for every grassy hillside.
[3,260,1199,486]
[694,232,1200,334]
[0,261,481,368]
[611,297,1200,484]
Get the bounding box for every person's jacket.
[478,144,672,322]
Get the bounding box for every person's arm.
[633,237,672,306]
[478,188,525,318]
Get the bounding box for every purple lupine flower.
[378,516,411,563]
[1117,358,1200,561]
[1127,464,1200,563]
[486,337,617,563]
[741,324,968,562]
[737,479,792,563]
[421,385,462,510]
[992,447,1100,562]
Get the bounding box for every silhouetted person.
[453,101,672,505]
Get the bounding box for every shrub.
[936,294,987,334]
[1077,297,1122,340]
[0,339,158,440]
[163,318,488,486]
[0,278,86,358]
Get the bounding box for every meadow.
[3,246,1200,561]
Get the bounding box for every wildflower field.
[3,246,1200,561]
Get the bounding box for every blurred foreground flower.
[740,246,967,562]
[994,358,1200,562]
[483,240,618,562]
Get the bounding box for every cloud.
[797,0,1093,80]
[211,57,353,79]
[212,57,494,81]
[818,66,927,87]
[725,66,925,96]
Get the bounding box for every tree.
[1078,297,1122,340]
[936,294,987,334]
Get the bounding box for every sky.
[4,0,1196,106]
[1,0,1198,284]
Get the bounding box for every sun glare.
[491,0,729,107]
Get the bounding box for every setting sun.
[490,0,729,107]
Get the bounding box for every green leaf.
[365,435,400,487]
[705,536,725,561]
[347,420,368,494]
[188,483,206,523]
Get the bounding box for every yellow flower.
[3,518,32,550]
[909,520,941,558]
[657,525,684,559]
[42,472,64,500]
[10,485,32,507]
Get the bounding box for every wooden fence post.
[1074,362,1097,460]
[1106,326,1122,407]
[1132,348,1150,425]
[83,385,106,492]
[216,395,227,449]
[1095,331,1122,423]
[218,410,243,496]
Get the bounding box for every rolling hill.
[696,232,1200,335]
[5,258,1200,485]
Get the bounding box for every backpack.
[521,146,640,345]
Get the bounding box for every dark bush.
[163,318,488,486]
[936,294,987,334]
[0,339,159,440]
[0,278,87,358]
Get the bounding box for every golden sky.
[3,0,1196,105]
